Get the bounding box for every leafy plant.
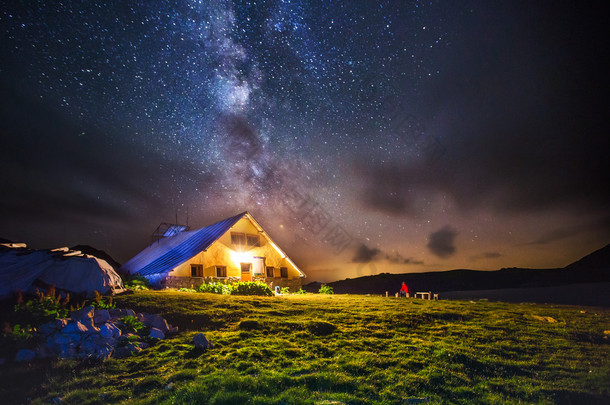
[14,288,77,323]
[318,284,334,295]
[123,275,150,290]
[119,315,144,333]
[295,288,307,295]
[90,290,116,309]
[280,287,291,295]
[2,323,35,343]
[198,282,232,295]
[179,288,197,293]
[229,281,274,296]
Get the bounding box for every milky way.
[1,1,608,281]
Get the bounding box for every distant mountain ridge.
[306,244,610,295]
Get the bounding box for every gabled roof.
[121,212,246,277]
[121,211,305,277]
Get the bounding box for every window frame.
[247,234,260,247]
[215,265,227,278]
[231,232,246,246]
[266,266,274,277]
[280,267,288,278]
[190,264,203,277]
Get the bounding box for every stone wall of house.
[255,277,303,292]
[163,276,205,289]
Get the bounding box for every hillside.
[310,244,610,295]
[0,291,608,404]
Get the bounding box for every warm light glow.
[230,250,251,266]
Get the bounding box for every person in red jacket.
[400,282,409,298]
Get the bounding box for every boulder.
[62,321,88,334]
[70,306,95,324]
[93,309,110,324]
[15,349,36,362]
[193,333,213,349]
[149,328,165,339]
[143,314,170,333]
[99,322,121,339]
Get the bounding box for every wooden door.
[240,262,252,281]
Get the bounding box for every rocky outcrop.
[18,306,178,361]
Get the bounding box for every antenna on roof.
[186,206,189,227]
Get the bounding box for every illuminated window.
[191,264,203,277]
[247,234,260,246]
[266,266,274,277]
[231,232,246,245]
[280,267,288,278]
[215,266,227,278]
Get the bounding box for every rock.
[168,326,179,335]
[165,382,175,391]
[193,333,213,349]
[125,309,136,318]
[99,322,121,339]
[39,320,62,336]
[71,306,95,324]
[143,314,170,333]
[15,349,36,362]
[113,342,142,358]
[62,321,89,334]
[109,308,127,318]
[149,328,165,339]
[136,312,146,321]
[93,309,110,325]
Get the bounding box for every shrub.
[295,288,307,295]
[318,284,334,295]
[230,281,274,296]
[198,282,232,295]
[14,288,78,324]
[280,286,291,295]
[119,315,144,333]
[90,290,116,309]
[124,275,150,290]
[178,287,197,293]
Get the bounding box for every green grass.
[1,291,609,404]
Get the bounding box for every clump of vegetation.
[123,275,150,290]
[194,280,273,296]
[295,288,308,294]
[118,315,144,333]
[280,286,291,294]
[230,281,274,296]
[90,290,116,310]
[178,288,197,293]
[198,281,232,295]
[13,287,81,324]
[318,284,334,295]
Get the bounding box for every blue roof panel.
[121,212,246,277]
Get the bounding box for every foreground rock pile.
[15,306,178,361]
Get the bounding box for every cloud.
[427,226,458,259]
[352,243,381,263]
[470,252,502,261]
[521,217,610,246]
[352,243,424,266]
[385,252,424,265]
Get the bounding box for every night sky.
[1,1,608,282]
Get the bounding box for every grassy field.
[1,291,609,404]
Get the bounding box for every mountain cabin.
[121,212,305,291]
